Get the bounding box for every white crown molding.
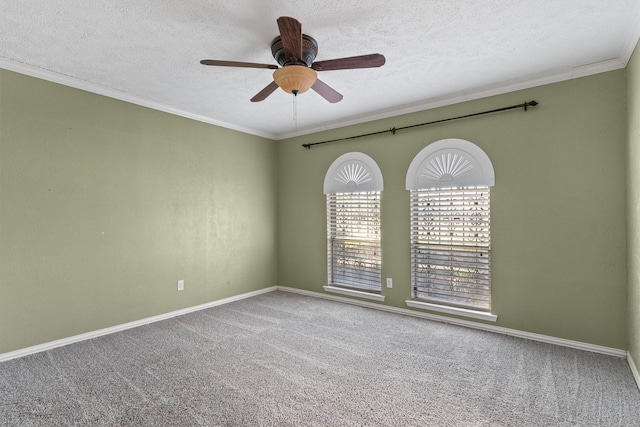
[277,286,627,358]
[619,0,640,65]
[0,286,277,363]
[280,58,627,141]
[0,58,275,140]
[2,54,629,142]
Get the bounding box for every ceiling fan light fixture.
[273,65,317,95]
[200,17,383,103]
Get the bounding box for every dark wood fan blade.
[200,59,278,70]
[250,81,280,102]
[277,16,302,61]
[311,79,343,103]
[311,54,386,71]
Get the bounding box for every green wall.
[1,59,634,355]
[0,70,278,353]
[278,70,628,349]
[628,40,640,366]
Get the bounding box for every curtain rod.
[302,100,539,149]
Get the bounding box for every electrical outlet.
[386,278,393,288]
[177,280,184,291]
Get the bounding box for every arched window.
[406,139,496,319]
[324,152,383,297]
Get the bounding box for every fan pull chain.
[293,93,298,133]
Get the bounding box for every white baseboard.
[1,285,629,363]
[628,352,640,392]
[0,286,277,363]
[276,286,627,358]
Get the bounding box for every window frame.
[327,191,382,293]
[405,139,496,320]
[410,186,491,311]
[323,153,384,300]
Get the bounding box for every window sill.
[405,300,497,322]
[323,285,386,302]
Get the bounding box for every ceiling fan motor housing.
[271,34,318,66]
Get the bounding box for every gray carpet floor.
[1,290,639,426]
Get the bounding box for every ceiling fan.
[200,16,385,103]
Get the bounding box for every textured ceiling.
[1,1,639,139]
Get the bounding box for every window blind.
[327,192,381,292]
[410,188,490,311]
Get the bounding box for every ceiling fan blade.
[277,16,303,60]
[200,59,278,70]
[250,81,280,102]
[311,54,386,71]
[311,79,343,103]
